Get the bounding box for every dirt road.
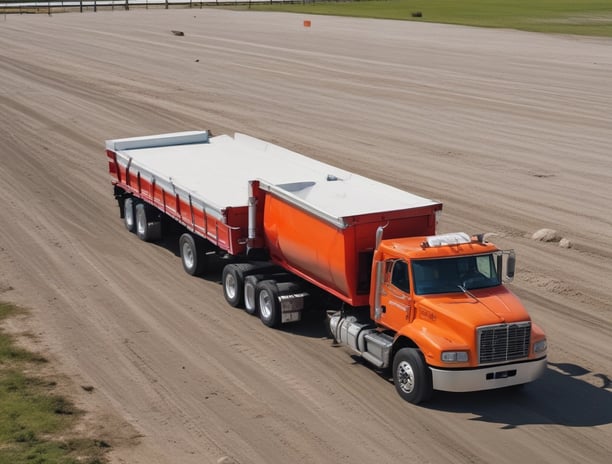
[1,9,611,464]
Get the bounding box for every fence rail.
[0,0,320,14]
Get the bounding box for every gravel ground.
[0,9,611,464]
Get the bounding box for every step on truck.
[106,130,547,404]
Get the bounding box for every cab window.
[390,260,410,293]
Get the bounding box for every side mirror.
[496,250,516,282]
[505,251,516,281]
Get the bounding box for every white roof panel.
[109,131,439,222]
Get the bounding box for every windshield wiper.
[457,284,478,300]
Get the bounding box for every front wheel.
[392,348,433,404]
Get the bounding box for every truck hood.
[415,286,530,333]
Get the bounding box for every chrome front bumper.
[430,357,547,392]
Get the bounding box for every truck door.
[378,259,413,329]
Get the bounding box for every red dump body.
[106,131,442,306]
[260,188,439,306]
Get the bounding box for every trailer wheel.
[256,281,281,328]
[135,203,162,242]
[392,348,433,404]
[243,275,259,315]
[123,197,136,233]
[222,264,253,308]
[179,233,205,276]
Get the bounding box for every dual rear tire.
[135,203,161,242]
[123,197,161,242]
[221,265,282,328]
[256,280,281,328]
[243,275,259,315]
[222,263,255,308]
[123,197,136,233]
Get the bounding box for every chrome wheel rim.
[125,201,134,228]
[259,290,272,319]
[182,242,194,269]
[225,273,237,300]
[244,282,255,311]
[397,360,415,394]
[136,212,145,235]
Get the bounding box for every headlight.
[441,351,469,363]
[533,339,547,354]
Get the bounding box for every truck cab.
[330,232,547,403]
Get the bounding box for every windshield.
[412,254,501,295]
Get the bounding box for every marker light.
[426,232,471,248]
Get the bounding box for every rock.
[532,228,559,242]
[171,30,185,37]
[559,238,572,248]
[217,457,238,464]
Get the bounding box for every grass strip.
[0,302,108,464]
[242,0,612,37]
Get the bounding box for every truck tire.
[135,203,162,242]
[222,263,253,308]
[179,233,205,276]
[243,275,259,315]
[392,348,433,404]
[123,197,136,233]
[256,280,281,328]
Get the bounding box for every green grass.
[243,0,612,37]
[0,302,108,464]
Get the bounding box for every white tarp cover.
[107,131,439,221]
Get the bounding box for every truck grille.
[477,322,531,364]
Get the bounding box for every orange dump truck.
[106,131,547,403]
